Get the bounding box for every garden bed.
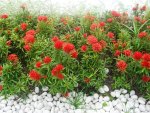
[0,3,150,113]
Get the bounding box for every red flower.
[123,50,132,57]
[26,30,36,36]
[87,35,98,45]
[116,60,127,72]
[43,56,51,64]
[138,31,147,38]
[21,23,28,31]
[51,64,64,79]
[38,16,48,22]
[142,75,150,82]
[74,26,81,32]
[57,73,64,80]
[51,36,59,42]
[70,50,78,58]
[99,22,105,27]
[29,70,41,81]
[55,64,64,72]
[90,23,98,30]
[63,92,69,97]
[63,43,75,53]
[92,43,102,52]
[0,85,3,91]
[107,32,114,38]
[23,44,31,51]
[8,54,18,62]
[133,51,142,60]
[140,5,146,11]
[35,61,42,68]
[54,40,63,50]
[142,53,150,61]
[24,34,35,44]
[111,11,121,17]
[107,18,113,23]
[83,33,87,38]
[1,14,8,19]
[141,60,150,69]
[0,65,3,72]
[81,45,87,52]
[6,40,12,46]
[99,40,107,48]
[114,50,121,57]
[134,16,141,22]
[84,77,90,83]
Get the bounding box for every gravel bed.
[0,85,150,113]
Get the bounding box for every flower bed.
[0,3,150,103]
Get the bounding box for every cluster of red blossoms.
[0,14,8,19]
[52,36,78,58]
[20,23,28,31]
[87,35,107,52]
[0,65,3,75]
[138,31,147,38]
[51,64,64,80]
[7,54,18,63]
[37,15,48,22]
[29,70,47,81]
[142,75,150,82]
[116,60,127,72]
[90,22,105,30]
[23,30,36,51]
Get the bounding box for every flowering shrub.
[0,5,150,99]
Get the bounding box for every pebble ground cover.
[0,3,150,113]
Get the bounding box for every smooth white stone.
[42,86,49,92]
[138,97,146,104]
[18,110,24,113]
[121,89,127,94]
[103,85,109,92]
[37,103,43,109]
[126,101,134,109]
[46,97,53,102]
[86,110,97,113]
[32,95,38,101]
[131,95,138,100]
[125,94,129,99]
[98,87,105,93]
[103,96,110,102]
[34,109,42,113]
[99,109,106,113]
[35,87,39,94]
[110,92,116,97]
[28,94,33,99]
[43,110,51,113]
[93,93,99,99]
[115,90,121,98]
[15,105,20,109]
[60,97,67,102]
[37,96,42,100]
[105,68,109,74]
[146,105,150,111]
[7,110,13,113]
[85,96,93,104]
[112,100,118,106]
[93,99,98,103]
[4,106,11,111]
[1,100,7,104]
[116,103,124,111]
[42,92,47,96]
[95,102,102,109]
[139,104,146,112]
[134,108,141,113]
[56,93,61,98]
[98,96,103,102]
[134,102,139,108]
[130,90,135,96]
[120,97,126,103]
